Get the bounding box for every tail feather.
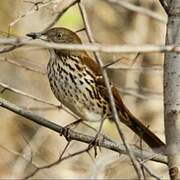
[111,87,165,151]
[87,55,165,151]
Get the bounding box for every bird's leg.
[88,117,106,157]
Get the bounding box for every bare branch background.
[0,0,168,179]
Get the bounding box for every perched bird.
[27,27,165,150]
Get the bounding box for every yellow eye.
[57,33,62,39]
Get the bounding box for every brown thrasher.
[27,27,165,150]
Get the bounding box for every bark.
[164,0,180,179]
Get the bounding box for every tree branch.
[79,1,151,178]
[41,0,79,33]
[158,0,169,14]
[164,0,180,179]
[106,0,167,23]
[0,97,167,164]
[1,37,180,54]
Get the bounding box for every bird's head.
[26,27,84,56]
[27,27,82,44]
[42,27,82,44]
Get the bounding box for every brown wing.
[80,53,101,76]
[80,53,165,150]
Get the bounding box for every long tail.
[83,54,165,151]
[112,86,165,151]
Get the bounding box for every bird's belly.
[47,61,109,122]
[48,78,105,121]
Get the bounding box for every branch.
[138,160,161,180]
[164,0,180,178]
[78,2,144,178]
[106,0,167,23]
[158,0,169,14]
[0,81,77,118]
[0,57,163,100]
[0,57,46,75]
[0,81,60,108]
[24,141,71,179]
[0,97,167,164]
[41,0,79,33]
[9,0,55,27]
[1,37,180,54]
[0,57,163,75]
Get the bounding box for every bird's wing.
[80,53,165,150]
[79,53,101,76]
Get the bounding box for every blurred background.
[0,0,167,178]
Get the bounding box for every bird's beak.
[26,31,48,41]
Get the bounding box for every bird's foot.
[88,133,104,157]
[60,126,71,141]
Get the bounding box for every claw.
[88,133,104,157]
[60,127,71,142]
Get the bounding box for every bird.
[27,27,165,151]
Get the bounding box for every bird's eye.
[57,33,62,39]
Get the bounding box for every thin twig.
[19,106,60,111]
[9,0,53,27]
[0,81,60,108]
[24,141,71,179]
[0,57,46,75]
[0,97,167,164]
[103,58,124,69]
[76,27,86,33]
[118,87,162,100]
[138,159,161,180]
[158,0,169,14]
[78,2,144,179]
[41,0,79,33]
[106,0,167,23]
[0,56,163,74]
[108,66,162,72]
[0,144,38,168]
[11,127,48,177]
[1,37,180,54]
[0,81,77,118]
[0,45,22,53]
